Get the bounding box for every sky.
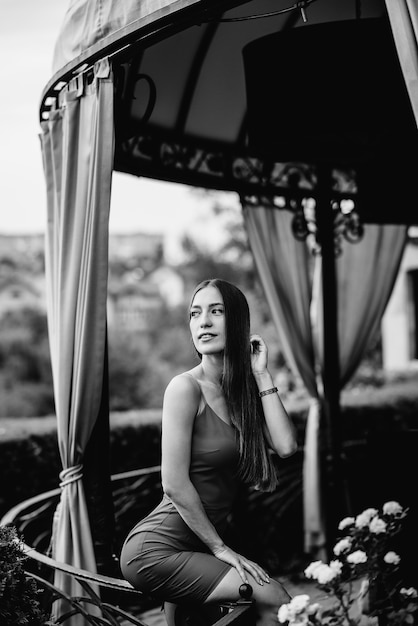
[0,0,238,260]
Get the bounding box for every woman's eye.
[212,308,223,315]
[190,310,199,318]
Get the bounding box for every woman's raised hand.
[250,334,268,376]
[212,545,270,586]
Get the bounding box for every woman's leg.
[204,568,291,626]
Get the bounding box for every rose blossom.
[304,561,324,579]
[347,550,368,564]
[305,560,342,584]
[338,516,355,530]
[369,517,387,534]
[278,596,312,625]
[316,564,340,584]
[355,508,378,528]
[278,603,290,623]
[383,501,403,516]
[384,551,400,565]
[400,587,418,598]
[289,595,310,613]
[333,537,352,555]
[329,560,343,575]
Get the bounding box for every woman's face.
[189,285,226,355]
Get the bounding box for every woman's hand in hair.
[212,544,270,586]
[250,334,268,376]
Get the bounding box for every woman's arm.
[161,374,269,585]
[250,335,297,458]
[161,374,224,553]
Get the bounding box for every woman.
[120,279,297,625]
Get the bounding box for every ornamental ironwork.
[242,194,364,257]
[118,131,364,255]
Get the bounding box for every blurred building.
[0,233,184,332]
[0,234,46,318]
[382,228,418,372]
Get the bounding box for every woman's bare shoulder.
[164,370,201,404]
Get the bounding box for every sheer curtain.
[385,0,418,125]
[40,58,114,624]
[243,203,406,555]
[314,225,407,384]
[243,206,325,555]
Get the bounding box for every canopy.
[43,0,418,225]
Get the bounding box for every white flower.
[383,501,403,516]
[347,550,368,565]
[304,560,324,579]
[369,517,387,534]
[338,516,355,530]
[355,508,378,528]
[278,603,290,623]
[383,551,400,565]
[400,587,418,598]
[333,537,352,555]
[305,560,342,584]
[278,596,312,625]
[329,560,343,575]
[316,563,340,585]
[289,595,310,613]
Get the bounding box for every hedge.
[0,411,162,518]
[1,382,418,519]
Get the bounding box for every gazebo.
[18,0,418,623]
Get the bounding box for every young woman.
[120,279,297,625]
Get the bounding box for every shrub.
[280,502,418,625]
[0,525,51,625]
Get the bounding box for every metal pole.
[315,166,344,554]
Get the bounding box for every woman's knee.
[252,577,291,607]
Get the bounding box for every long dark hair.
[190,279,278,491]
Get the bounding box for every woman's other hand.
[250,334,268,376]
[212,545,270,586]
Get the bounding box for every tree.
[0,308,54,417]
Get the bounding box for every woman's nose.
[200,311,212,326]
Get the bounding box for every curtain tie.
[59,464,83,488]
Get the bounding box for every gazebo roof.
[41,0,418,225]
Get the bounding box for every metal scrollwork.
[332,199,364,255]
[120,130,364,257]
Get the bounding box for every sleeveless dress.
[119,381,240,604]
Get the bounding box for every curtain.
[243,208,317,396]
[243,204,406,556]
[40,58,114,624]
[314,226,407,384]
[243,206,326,556]
[385,0,418,126]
